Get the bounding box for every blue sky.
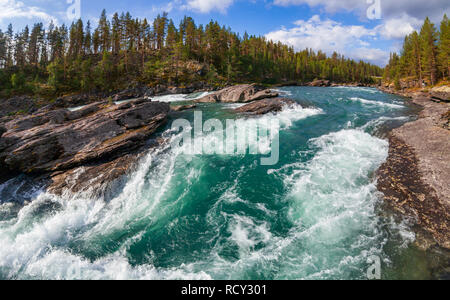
[1,0,449,66]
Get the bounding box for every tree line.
[0,10,383,97]
[384,15,449,88]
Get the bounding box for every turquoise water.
[0,86,434,280]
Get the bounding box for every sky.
[0,0,449,66]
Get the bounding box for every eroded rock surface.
[377,94,450,249]
[430,86,450,102]
[0,99,169,180]
[0,96,37,118]
[309,80,331,87]
[196,84,278,103]
[234,98,296,115]
[171,104,197,112]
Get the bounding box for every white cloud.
[0,0,56,24]
[265,15,389,65]
[375,14,422,40]
[268,0,450,65]
[185,0,235,13]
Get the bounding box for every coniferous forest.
[384,15,450,88]
[0,10,383,98]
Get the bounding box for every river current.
[0,86,437,279]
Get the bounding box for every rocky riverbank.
[376,87,450,250]
[0,98,170,197]
[0,84,291,198]
[0,82,214,119]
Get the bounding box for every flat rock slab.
[171,104,197,112]
[234,98,296,115]
[0,99,170,176]
[196,84,278,103]
[377,95,450,249]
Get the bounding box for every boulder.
[171,104,197,112]
[55,94,93,108]
[0,99,170,175]
[196,84,278,103]
[111,86,151,101]
[309,80,331,87]
[234,98,296,115]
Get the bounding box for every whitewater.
[0,86,432,279]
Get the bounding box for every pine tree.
[0,10,384,96]
[438,14,450,79]
[98,9,111,53]
[420,17,439,85]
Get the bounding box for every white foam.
[192,129,411,280]
[271,88,293,96]
[333,86,381,94]
[360,116,411,131]
[0,131,211,279]
[229,215,272,255]
[152,91,211,103]
[273,129,393,278]
[68,105,87,112]
[349,97,404,109]
[251,103,323,130]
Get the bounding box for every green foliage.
[10,73,25,89]
[385,14,448,87]
[394,74,401,90]
[95,51,114,90]
[47,60,64,92]
[0,10,383,97]
[438,15,450,79]
[0,69,10,90]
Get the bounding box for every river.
[0,86,439,279]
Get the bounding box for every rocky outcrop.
[442,110,450,130]
[171,104,197,112]
[196,84,278,103]
[309,79,331,87]
[0,125,5,137]
[377,94,450,249]
[0,99,170,183]
[0,96,37,118]
[111,82,212,101]
[111,87,152,101]
[234,98,296,115]
[430,86,450,102]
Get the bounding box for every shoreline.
[376,88,450,250]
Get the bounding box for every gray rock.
[377,95,450,249]
[197,84,278,103]
[0,96,37,118]
[234,98,296,115]
[0,99,169,175]
[171,104,197,112]
[430,90,450,102]
[309,80,331,87]
[430,85,450,102]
